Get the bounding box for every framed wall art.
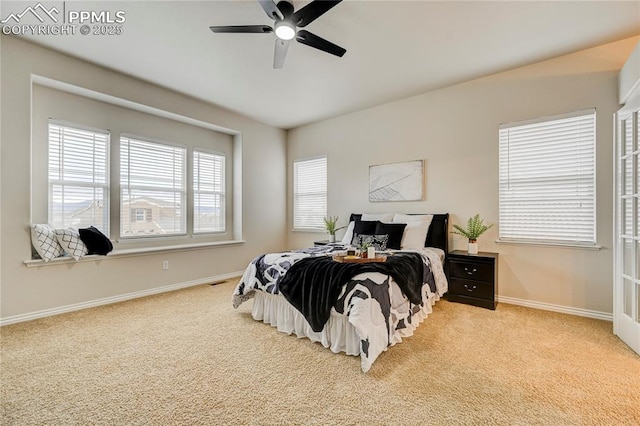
[369,159,424,202]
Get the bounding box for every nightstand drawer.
[449,260,494,282]
[449,278,494,300]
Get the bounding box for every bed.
[232,213,449,372]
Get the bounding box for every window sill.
[116,232,228,244]
[24,239,245,268]
[292,228,327,234]
[495,239,602,250]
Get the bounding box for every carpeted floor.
[1,279,639,425]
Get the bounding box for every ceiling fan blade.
[296,30,346,57]
[273,39,290,69]
[292,0,342,27]
[257,0,284,21]
[210,25,273,34]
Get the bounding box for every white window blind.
[48,122,110,233]
[193,150,225,233]
[499,109,596,246]
[293,157,327,230]
[120,136,186,237]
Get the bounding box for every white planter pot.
[329,234,336,243]
[467,241,478,254]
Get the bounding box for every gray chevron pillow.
[55,228,89,261]
[30,224,64,262]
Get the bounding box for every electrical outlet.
[162,260,169,270]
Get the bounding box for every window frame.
[498,109,597,248]
[292,156,327,232]
[131,208,152,222]
[193,149,226,234]
[47,120,111,235]
[119,133,187,239]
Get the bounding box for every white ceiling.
[6,0,640,129]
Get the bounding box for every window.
[48,122,110,233]
[131,208,152,222]
[34,84,238,257]
[293,157,327,230]
[120,136,186,237]
[193,150,225,233]
[498,109,596,246]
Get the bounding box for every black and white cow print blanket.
[278,252,427,332]
[232,246,448,372]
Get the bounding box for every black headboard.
[426,214,449,254]
[348,213,449,254]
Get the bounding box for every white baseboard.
[3,277,613,326]
[498,296,612,322]
[0,271,243,326]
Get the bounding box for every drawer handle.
[463,284,477,292]
[464,267,477,275]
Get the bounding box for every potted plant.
[323,216,346,243]
[452,214,493,254]
[358,241,372,258]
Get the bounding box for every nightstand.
[314,240,330,246]
[446,250,498,310]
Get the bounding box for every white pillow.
[399,221,431,249]
[30,224,64,262]
[361,213,394,222]
[392,213,433,224]
[55,228,89,261]
[392,214,434,249]
[340,221,355,245]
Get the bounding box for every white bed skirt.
[251,289,441,359]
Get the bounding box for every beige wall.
[288,37,640,315]
[619,41,640,103]
[0,36,287,320]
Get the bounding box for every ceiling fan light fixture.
[274,21,296,40]
[209,0,347,68]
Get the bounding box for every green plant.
[323,216,345,236]
[452,214,493,242]
[358,241,371,251]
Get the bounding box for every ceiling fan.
[210,0,346,69]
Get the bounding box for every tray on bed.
[332,255,387,263]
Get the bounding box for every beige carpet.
[1,279,639,425]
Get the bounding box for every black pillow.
[79,226,113,255]
[352,234,389,251]
[374,222,406,250]
[351,220,379,245]
[349,213,363,223]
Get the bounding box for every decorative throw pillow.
[340,221,355,245]
[78,226,113,255]
[352,233,389,251]
[374,222,406,250]
[30,224,64,262]
[350,221,379,246]
[392,213,433,225]
[399,221,431,249]
[392,214,434,249]
[55,228,89,261]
